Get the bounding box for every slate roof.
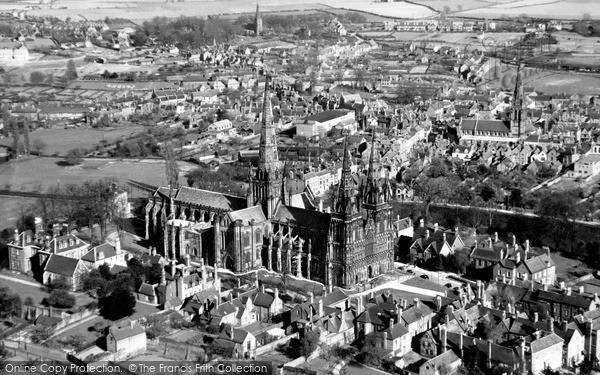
[81,243,118,262]
[461,119,511,134]
[44,254,81,277]
[138,283,156,296]
[530,333,563,353]
[227,205,267,225]
[35,315,62,327]
[274,205,331,228]
[175,187,246,211]
[304,110,352,123]
[253,292,275,308]
[109,325,146,341]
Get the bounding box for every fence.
[2,339,67,361]
[254,333,297,356]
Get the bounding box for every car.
[397,266,404,270]
[420,275,430,280]
[407,269,414,274]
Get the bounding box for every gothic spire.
[258,74,279,174]
[334,136,356,215]
[363,129,381,206]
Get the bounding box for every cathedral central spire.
[258,74,279,174]
[363,129,382,206]
[334,136,357,215]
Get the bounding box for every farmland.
[457,0,600,20]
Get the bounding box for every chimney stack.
[114,235,121,254]
[512,234,516,246]
[414,297,420,308]
[494,232,498,243]
[425,230,430,239]
[419,219,425,227]
[549,316,554,332]
[151,246,157,256]
[13,229,18,243]
[516,251,521,264]
[310,292,314,304]
[525,239,530,252]
[567,287,572,296]
[383,331,388,350]
[434,223,438,232]
[459,331,464,358]
[318,299,323,317]
[170,260,176,277]
[580,285,585,294]
[533,312,538,323]
[487,339,493,368]
[441,326,447,352]
[319,199,323,212]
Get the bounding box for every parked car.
[420,275,429,280]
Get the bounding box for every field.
[522,71,600,95]
[457,0,600,20]
[0,196,37,233]
[0,126,146,157]
[21,0,436,22]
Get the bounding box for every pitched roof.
[81,243,118,262]
[109,325,146,341]
[530,333,563,352]
[175,187,246,211]
[274,205,331,228]
[138,282,156,296]
[44,254,82,277]
[227,205,267,225]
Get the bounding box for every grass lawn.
[0,126,146,157]
[50,315,106,348]
[0,196,38,232]
[0,156,196,193]
[552,251,593,282]
[0,277,49,306]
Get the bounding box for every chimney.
[549,316,554,332]
[419,219,425,227]
[441,326,447,353]
[487,339,493,368]
[500,248,504,260]
[318,299,323,317]
[435,295,442,312]
[459,331,464,358]
[383,331,388,350]
[319,199,323,212]
[520,340,526,363]
[580,285,585,294]
[434,223,438,232]
[114,236,121,254]
[543,283,549,291]
[130,321,134,329]
[170,260,176,276]
[525,239,530,252]
[52,223,60,238]
[425,230,430,239]
[442,233,446,243]
[310,292,314,304]
[151,247,157,256]
[588,318,594,360]
[494,232,498,243]
[515,252,521,264]
[533,312,538,323]
[414,298,420,308]
[454,226,459,235]
[502,310,506,320]
[13,229,19,243]
[512,234,516,246]
[562,320,568,332]
[160,267,166,286]
[567,287,572,296]
[176,276,184,298]
[260,283,265,294]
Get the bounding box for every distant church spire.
[255,3,263,36]
[511,59,523,138]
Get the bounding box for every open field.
[21,0,437,22]
[457,0,600,20]
[0,275,94,307]
[0,126,146,156]
[0,196,37,232]
[522,71,600,95]
[0,157,193,192]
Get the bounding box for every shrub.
[47,289,76,308]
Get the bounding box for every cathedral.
[145,76,401,288]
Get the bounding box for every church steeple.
[251,74,282,218]
[258,74,278,174]
[333,136,357,215]
[363,129,383,206]
[511,60,523,138]
[254,3,263,36]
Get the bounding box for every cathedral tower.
[251,75,282,219]
[511,62,523,138]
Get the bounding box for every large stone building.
[145,76,399,288]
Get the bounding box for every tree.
[47,289,76,308]
[443,6,451,14]
[45,74,55,86]
[48,276,71,290]
[541,367,560,375]
[65,148,85,165]
[0,287,22,319]
[31,138,47,155]
[98,285,136,320]
[30,71,45,84]
[65,60,78,81]
[30,326,53,343]
[24,296,34,306]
